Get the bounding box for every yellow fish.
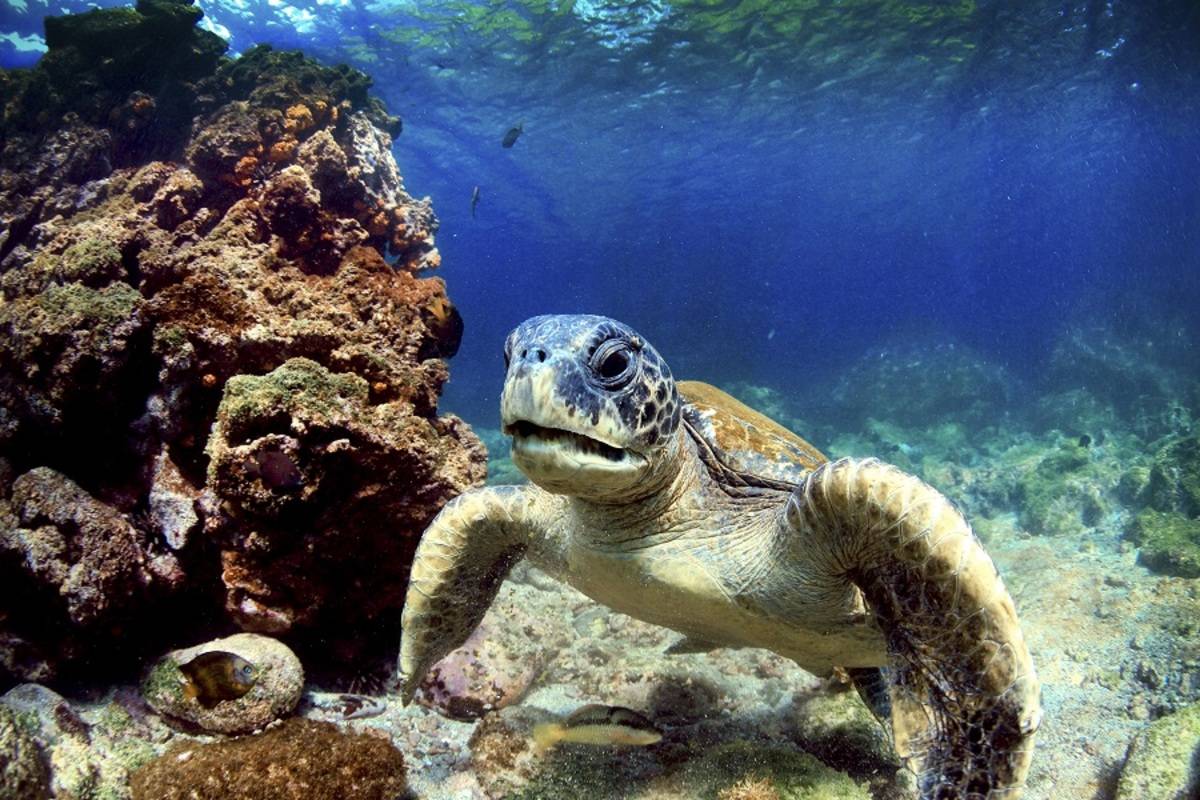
[532,704,662,753]
[179,651,258,709]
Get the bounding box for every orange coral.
[283,103,315,135]
[233,155,258,186]
[366,212,388,236]
[268,137,297,163]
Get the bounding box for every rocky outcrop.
[0,0,485,685]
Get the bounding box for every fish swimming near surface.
[532,704,662,753]
[471,185,481,218]
[501,121,524,148]
[179,651,258,709]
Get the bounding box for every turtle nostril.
[519,347,548,363]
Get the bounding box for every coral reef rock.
[1115,701,1200,800]
[2,683,164,800]
[142,633,303,734]
[0,0,485,684]
[128,717,406,800]
[1122,434,1200,577]
[0,704,51,800]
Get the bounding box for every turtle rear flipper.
[397,486,536,703]
[786,458,1041,799]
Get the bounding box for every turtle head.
[500,315,683,502]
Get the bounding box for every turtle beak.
[503,420,628,462]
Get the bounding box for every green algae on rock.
[1144,435,1200,517]
[788,687,899,781]
[128,718,406,800]
[1115,701,1200,800]
[2,682,173,800]
[1126,510,1200,578]
[1121,434,1200,577]
[1015,437,1107,537]
[673,740,870,800]
[0,705,51,800]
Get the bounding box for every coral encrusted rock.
[206,357,483,638]
[1115,701,1200,800]
[0,705,51,800]
[128,718,406,800]
[1123,434,1200,577]
[0,0,485,684]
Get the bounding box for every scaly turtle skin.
[399,315,1041,800]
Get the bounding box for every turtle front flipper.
[397,485,541,704]
[786,458,1041,800]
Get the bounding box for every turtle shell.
[678,380,826,487]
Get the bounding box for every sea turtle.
[398,314,1041,799]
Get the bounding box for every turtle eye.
[599,350,628,378]
[590,340,636,389]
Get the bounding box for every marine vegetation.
[400,314,1041,799]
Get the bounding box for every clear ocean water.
[7,0,1196,428]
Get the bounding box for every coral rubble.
[0,0,485,685]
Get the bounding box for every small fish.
[340,694,387,720]
[245,446,303,491]
[501,121,524,148]
[532,704,662,753]
[471,185,481,218]
[179,651,258,709]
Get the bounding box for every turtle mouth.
[505,420,629,463]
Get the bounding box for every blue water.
[5,0,1197,428]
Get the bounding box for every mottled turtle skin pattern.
[399,315,1042,800]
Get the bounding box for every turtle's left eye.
[590,340,636,389]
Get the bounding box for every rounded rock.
[415,620,542,721]
[142,633,304,734]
